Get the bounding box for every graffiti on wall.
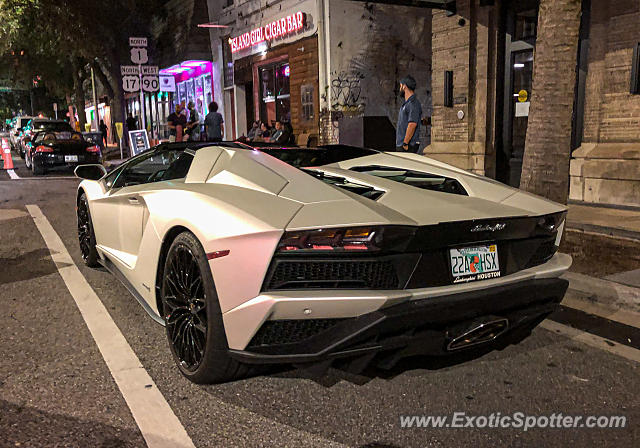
[330,71,366,112]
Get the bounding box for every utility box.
[338,116,396,151]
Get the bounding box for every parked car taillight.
[35,145,53,153]
[86,145,101,153]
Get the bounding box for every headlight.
[276,226,416,254]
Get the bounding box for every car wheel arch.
[155,225,198,315]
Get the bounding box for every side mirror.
[74,164,107,181]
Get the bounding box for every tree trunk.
[106,51,126,126]
[519,0,582,204]
[72,60,87,129]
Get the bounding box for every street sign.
[129,37,148,47]
[160,76,176,92]
[141,66,159,76]
[142,76,160,93]
[130,47,148,65]
[121,65,140,76]
[122,75,140,92]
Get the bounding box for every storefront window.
[203,73,213,115]
[301,84,314,121]
[259,62,290,126]
[177,82,187,108]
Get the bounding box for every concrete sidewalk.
[567,203,640,240]
[563,202,640,315]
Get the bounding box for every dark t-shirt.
[396,94,422,146]
[126,117,137,131]
[168,112,187,136]
[204,111,224,140]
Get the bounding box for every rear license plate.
[449,244,500,284]
[65,155,78,163]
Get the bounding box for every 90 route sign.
[142,76,159,92]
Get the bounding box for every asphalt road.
[1,153,638,447]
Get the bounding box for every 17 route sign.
[122,76,140,93]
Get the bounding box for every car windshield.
[42,131,84,142]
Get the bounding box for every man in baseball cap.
[396,75,422,153]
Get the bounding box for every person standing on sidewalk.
[204,102,224,142]
[126,114,137,132]
[186,101,200,141]
[99,120,108,147]
[396,75,422,153]
[167,104,187,142]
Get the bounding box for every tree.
[0,0,169,128]
[519,0,582,204]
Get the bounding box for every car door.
[91,149,183,269]
[90,151,157,268]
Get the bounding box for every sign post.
[53,102,58,120]
[122,38,160,141]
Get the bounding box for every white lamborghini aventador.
[75,142,571,383]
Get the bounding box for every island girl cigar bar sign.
[230,11,306,54]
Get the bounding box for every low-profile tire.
[32,159,45,175]
[161,231,256,384]
[77,193,100,267]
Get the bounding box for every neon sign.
[230,11,305,53]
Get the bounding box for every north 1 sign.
[230,11,305,53]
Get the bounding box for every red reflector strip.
[207,250,230,260]
[343,244,368,250]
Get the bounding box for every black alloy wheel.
[161,231,255,383]
[77,193,99,266]
[162,243,208,372]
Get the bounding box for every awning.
[345,0,456,12]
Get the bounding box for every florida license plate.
[449,244,500,283]
[65,155,78,163]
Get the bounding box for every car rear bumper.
[228,276,568,368]
[33,152,102,168]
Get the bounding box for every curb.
[566,223,640,242]
[562,271,640,315]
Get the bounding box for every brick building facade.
[570,0,640,207]
[428,0,640,207]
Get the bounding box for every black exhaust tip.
[447,318,509,351]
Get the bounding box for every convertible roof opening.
[237,143,379,168]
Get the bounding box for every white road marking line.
[26,204,195,448]
[540,320,640,363]
[3,175,78,180]
[7,169,19,179]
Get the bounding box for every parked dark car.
[25,131,102,175]
[18,119,74,159]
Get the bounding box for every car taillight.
[35,145,53,153]
[86,145,101,153]
[276,226,416,254]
